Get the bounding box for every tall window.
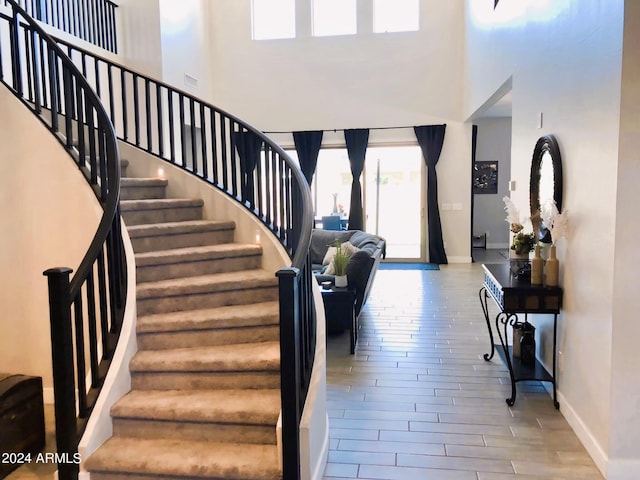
[373,0,419,33]
[252,0,296,40]
[312,0,357,37]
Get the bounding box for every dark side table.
[321,286,357,354]
[479,263,562,408]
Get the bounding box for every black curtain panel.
[344,129,369,231]
[293,130,324,185]
[414,124,448,264]
[233,130,263,206]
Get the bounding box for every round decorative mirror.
[529,135,563,242]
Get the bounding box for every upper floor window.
[312,0,357,37]
[252,0,296,40]
[373,0,419,33]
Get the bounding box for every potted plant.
[332,241,350,288]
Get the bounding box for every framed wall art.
[473,161,499,194]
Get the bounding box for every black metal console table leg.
[495,312,519,406]
[479,287,495,361]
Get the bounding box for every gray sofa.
[310,229,386,324]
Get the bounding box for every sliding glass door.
[364,146,425,260]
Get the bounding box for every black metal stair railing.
[0,2,124,479]
[5,13,317,480]
[3,0,118,53]
[48,33,316,480]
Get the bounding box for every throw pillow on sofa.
[323,242,359,275]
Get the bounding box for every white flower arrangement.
[541,199,568,246]
[503,196,536,255]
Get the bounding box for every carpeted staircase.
[85,160,283,480]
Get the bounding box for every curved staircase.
[85,160,283,480]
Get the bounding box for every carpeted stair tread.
[136,270,278,298]
[137,301,279,333]
[112,389,280,425]
[120,198,204,211]
[127,220,236,237]
[85,437,281,479]
[121,177,168,187]
[135,243,262,266]
[130,341,280,373]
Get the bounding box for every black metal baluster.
[210,109,218,185]
[189,99,197,173]
[94,57,101,99]
[63,66,74,148]
[80,0,88,43]
[200,104,208,179]
[86,102,97,184]
[156,84,164,157]
[229,121,238,198]
[98,0,106,49]
[145,78,152,152]
[31,29,41,113]
[120,69,127,141]
[48,48,59,131]
[73,292,88,417]
[86,270,100,387]
[264,144,273,227]
[9,7,23,96]
[96,249,110,355]
[23,28,34,102]
[76,84,86,168]
[220,116,228,192]
[179,94,186,168]
[107,63,115,128]
[90,0,97,51]
[168,90,175,162]
[98,125,107,201]
[133,73,140,146]
[278,154,286,239]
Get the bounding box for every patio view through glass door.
[364,146,425,260]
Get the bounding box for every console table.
[479,263,562,408]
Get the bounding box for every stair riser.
[137,287,278,316]
[131,372,280,391]
[136,255,262,283]
[120,185,167,201]
[122,206,202,226]
[137,325,279,350]
[112,419,276,445]
[130,229,235,253]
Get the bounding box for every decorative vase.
[531,245,543,285]
[546,245,559,287]
[332,193,339,215]
[520,322,536,367]
[335,275,348,288]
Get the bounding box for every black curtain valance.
[414,124,448,264]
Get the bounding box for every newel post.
[277,266,301,480]
[43,267,79,480]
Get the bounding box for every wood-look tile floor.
[323,254,604,480]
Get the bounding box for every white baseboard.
[554,388,608,477]
[446,256,472,264]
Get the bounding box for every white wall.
[465,0,630,476]
[152,0,473,262]
[0,86,102,395]
[473,117,512,247]
[609,1,640,477]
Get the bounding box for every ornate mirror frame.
[529,134,563,242]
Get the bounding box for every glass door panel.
[364,146,424,260]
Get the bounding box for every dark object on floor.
[378,262,439,271]
[0,374,45,478]
[520,323,536,367]
[472,233,487,249]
